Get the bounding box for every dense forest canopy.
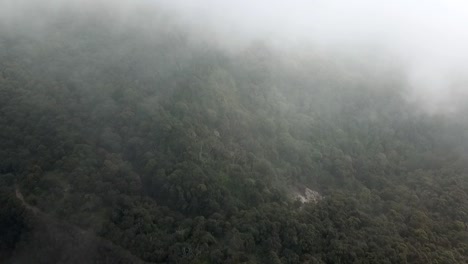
[1,1,467,263]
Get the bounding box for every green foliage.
[0,6,467,263]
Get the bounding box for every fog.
[2,0,468,113]
[159,0,468,113]
[2,2,468,263]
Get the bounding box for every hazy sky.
[2,0,468,112]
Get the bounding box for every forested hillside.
[1,2,467,264]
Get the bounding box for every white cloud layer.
[159,0,468,112]
[2,0,468,112]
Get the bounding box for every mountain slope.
[0,4,467,263]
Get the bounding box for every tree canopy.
[0,3,467,263]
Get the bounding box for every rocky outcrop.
[294,188,322,204]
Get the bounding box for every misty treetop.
[0,1,468,264]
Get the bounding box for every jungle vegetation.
[0,2,467,263]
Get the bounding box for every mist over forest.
[0,1,467,263]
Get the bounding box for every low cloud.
[3,0,468,112]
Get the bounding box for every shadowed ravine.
[10,186,147,264]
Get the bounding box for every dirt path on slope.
[14,185,148,264]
